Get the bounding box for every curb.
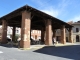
[18,46,45,50]
[18,48,31,50]
[55,43,75,47]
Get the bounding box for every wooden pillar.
[20,10,31,48]
[69,27,73,43]
[1,20,7,43]
[45,19,52,45]
[12,26,16,42]
[60,25,66,44]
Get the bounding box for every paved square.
[0,43,80,60]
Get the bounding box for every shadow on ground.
[33,45,80,60]
[0,44,18,48]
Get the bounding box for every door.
[76,35,79,42]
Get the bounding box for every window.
[76,28,79,32]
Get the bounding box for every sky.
[0,0,80,22]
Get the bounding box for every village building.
[67,21,80,42]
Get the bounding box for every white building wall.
[7,26,12,35]
[72,24,80,42]
[72,24,80,33]
[16,28,21,35]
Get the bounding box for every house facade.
[55,21,80,43]
[31,30,41,40]
[71,21,80,42]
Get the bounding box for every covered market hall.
[0,5,73,48]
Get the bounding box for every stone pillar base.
[20,40,30,48]
[69,40,73,43]
[61,40,66,44]
[45,40,49,45]
[45,39,53,45]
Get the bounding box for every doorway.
[66,37,68,42]
[76,35,79,42]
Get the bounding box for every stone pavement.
[0,43,80,60]
[19,43,76,50]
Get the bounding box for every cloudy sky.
[0,0,80,22]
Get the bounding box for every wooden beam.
[5,12,22,20]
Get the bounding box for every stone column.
[1,20,7,43]
[69,27,73,43]
[12,26,16,42]
[53,29,56,38]
[45,20,52,45]
[41,28,45,43]
[20,10,31,48]
[60,25,66,44]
